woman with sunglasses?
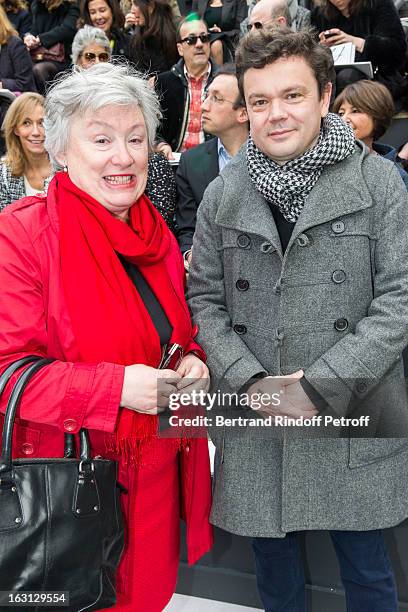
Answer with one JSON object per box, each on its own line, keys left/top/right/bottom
{"left": 79, "top": 0, "right": 130, "bottom": 59}
{"left": 71, "top": 23, "right": 111, "bottom": 67}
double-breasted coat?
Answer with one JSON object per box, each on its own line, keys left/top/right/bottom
{"left": 188, "top": 142, "right": 408, "bottom": 537}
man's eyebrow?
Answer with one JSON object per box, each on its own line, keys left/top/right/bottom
{"left": 248, "top": 85, "right": 307, "bottom": 100}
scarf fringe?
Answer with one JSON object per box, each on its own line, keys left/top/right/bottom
{"left": 104, "top": 416, "right": 192, "bottom": 466}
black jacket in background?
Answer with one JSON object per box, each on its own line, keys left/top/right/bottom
{"left": 7, "top": 9, "right": 32, "bottom": 37}
{"left": 155, "top": 58, "right": 216, "bottom": 151}
{"left": 311, "top": 0, "right": 407, "bottom": 74}
{"left": 192, "top": 0, "right": 247, "bottom": 43}
{"left": 175, "top": 137, "right": 218, "bottom": 253}
{"left": 0, "top": 36, "right": 37, "bottom": 92}
{"left": 30, "top": 0, "right": 79, "bottom": 66}
{"left": 110, "top": 28, "right": 130, "bottom": 60}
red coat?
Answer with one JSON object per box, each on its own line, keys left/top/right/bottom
{"left": 0, "top": 191, "right": 213, "bottom": 610}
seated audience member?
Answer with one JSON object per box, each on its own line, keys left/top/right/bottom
{"left": 241, "top": 0, "right": 309, "bottom": 36}
{"left": 71, "top": 24, "right": 177, "bottom": 228}
{"left": 192, "top": 0, "right": 247, "bottom": 64}
{"left": 0, "top": 6, "right": 37, "bottom": 92}
{"left": 80, "top": 0, "right": 130, "bottom": 58}
{"left": 123, "top": 0, "right": 180, "bottom": 22}
{"left": 155, "top": 13, "right": 216, "bottom": 159}
{"left": 0, "top": 92, "right": 52, "bottom": 209}
{"left": 247, "top": 0, "right": 292, "bottom": 31}
{"left": 125, "top": 0, "right": 178, "bottom": 76}
{"left": 1, "top": 0, "right": 32, "bottom": 37}
{"left": 311, "top": 0, "right": 407, "bottom": 102}
{"left": 176, "top": 63, "right": 248, "bottom": 267}
{"left": 24, "top": 0, "right": 79, "bottom": 94}
{"left": 71, "top": 23, "right": 111, "bottom": 66}
{"left": 333, "top": 79, "right": 408, "bottom": 188}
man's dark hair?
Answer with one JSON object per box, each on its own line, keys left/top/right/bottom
{"left": 332, "top": 79, "right": 394, "bottom": 141}
{"left": 236, "top": 27, "right": 335, "bottom": 101}
{"left": 213, "top": 63, "right": 245, "bottom": 109}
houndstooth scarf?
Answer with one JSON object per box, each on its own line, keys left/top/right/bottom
{"left": 247, "top": 113, "right": 355, "bottom": 222}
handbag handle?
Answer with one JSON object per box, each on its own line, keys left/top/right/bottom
{"left": 0, "top": 357, "right": 91, "bottom": 476}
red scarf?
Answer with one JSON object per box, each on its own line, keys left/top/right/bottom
{"left": 56, "top": 172, "right": 191, "bottom": 457}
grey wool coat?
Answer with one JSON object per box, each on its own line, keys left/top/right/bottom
{"left": 187, "top": 142, "right": 408, "bottom": 537}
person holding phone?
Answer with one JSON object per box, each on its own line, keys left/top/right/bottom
{"left": 311, "top": 0, "right": 407, "bottom": 100}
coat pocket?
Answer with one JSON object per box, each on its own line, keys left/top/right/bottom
{"left": 348, "top": 438, "right": 408, "bottom": 468}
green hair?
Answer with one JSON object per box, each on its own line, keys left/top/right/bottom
{"left": 176, "top": 12, "right": 206, "bottom": 40}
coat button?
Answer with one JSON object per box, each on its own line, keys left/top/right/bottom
{"left": 332, "top": 221, "right": 345, "bottom": 234}
{"left": 334, "top": 318, "right": 348, "bottom": 332}
{"left": 237, "top": 234, "right": 251, "bottom": 249}
{"left": 260, "top": 241, "right": 273, "bottom": 253}
{"left": 63, "top": 418, "right": 77, "bottom": 432}
{"left": 332, "top": 270, "right": 346, "bottom": 284}
{"left": 236, "top": 279, "right": 249, "bottom": 291}
{"left": 296, "top": 233, "right": 311, "bottom": 247}
{"left": 356, "top": 382, "right": 368, "bottom": 394}
{"left": 276, "top": 326, "right": 284, "bottom": 340}
{"left": 21, "top": 442, "right": 34, "bottom": 455}
{"left": 233, "top": 324, "right": 247, "bottom": 335}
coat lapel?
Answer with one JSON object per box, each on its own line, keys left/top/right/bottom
{"left": 216, "top": 157, "right": 284, "bottom": 257}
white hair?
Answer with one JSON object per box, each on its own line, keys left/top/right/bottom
{"left": 44, "top": 62, "right": 161, "bottom": 170}
{"left": 71, "top": 25, "right": 111, "bottom": 65}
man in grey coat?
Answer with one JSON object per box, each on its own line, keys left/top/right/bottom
{"left": 188, "top": 28, "right": 408, "bottom": 612}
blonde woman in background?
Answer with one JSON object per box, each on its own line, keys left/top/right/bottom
{"left": 0, "top": 92, "right": 52, "bottom": 209}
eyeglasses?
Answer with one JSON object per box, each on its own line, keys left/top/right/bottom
{"left": 247, "top": 21, "right": 264, "bottom": 32}
{"left": 179, "top": 33, "right": 211, "bottom": 46}
{"left": 82, "top": 51, "right": 110, "bottom": 63}
{"left": 204, "top": 92, "right": 235, "bottom": 105}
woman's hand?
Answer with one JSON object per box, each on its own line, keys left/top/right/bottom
{"left": 209, "top": 24, "right": 221, "bottom": 32}
{"left": 155, "top": 141, "right": 174, "bottom": 161}
{"left": 124, "top": 11, "right": 137, "bottom": 28}
{"left": 319, "top": 29, "right": 365, "bottom": 53}
{"left": 121, "top": 364, "right": 181, "bottom": 414}
{"left": 24, "top": 34, "right": 41, "bottom": 49}
{"left": 176, "top": 354, "right": 210, "bottom": 394}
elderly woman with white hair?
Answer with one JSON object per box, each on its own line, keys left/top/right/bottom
{"left": 71, "top": 23, "right": 112, "bottom": 68}
{"left": 0, "top": 63, "right": 212, "bottom": 611}
{"left": 70, "top": 26, "right": 178, "bottom": 231}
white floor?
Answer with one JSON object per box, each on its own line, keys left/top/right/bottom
{"left": 165, "top": 594, "right": 260, "bottom": 612}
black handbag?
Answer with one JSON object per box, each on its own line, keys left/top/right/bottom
{"left": 0, "top": 356, "right": 125, "bottom": 611}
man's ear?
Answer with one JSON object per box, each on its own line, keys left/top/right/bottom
{"left": 321, "top": 82, "right": 332, "bottom": 117}
{"left": 177, "top": 41, "right": 184, "bottom": 58}
{"left": 237, "top": 106, "right": 249, "bottom": 125}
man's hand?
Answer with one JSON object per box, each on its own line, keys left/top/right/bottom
{"left": 155, "top": 142, "right": 174, "bottom": 161}
{"left": 319, "top": 29, "right": 365, "bottom": 53}
{"left": 247, "top": 370, "right": 318, "bottom": 418}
